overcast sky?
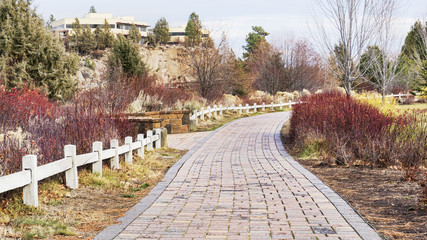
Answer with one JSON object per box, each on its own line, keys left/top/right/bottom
{"left": 34, "top": 0, "right": 427, "bottom": 56}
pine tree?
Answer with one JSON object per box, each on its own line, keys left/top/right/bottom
{"left": 46, "top": 14, "right": 56, "bottom": 29}
{"left": 185, "top": 12, "right": 202, "bottom": 46}
{"left": 401, "top": 21, "right": 427, "bottom": 61}
{"left": 70, "top": 18, "right": 96, "bottom": 55}
{"left": 95, "top": 19, "right": 115, "bottom": 50}
{"left": 89, "top": 6, "right": 96, "bottom": 13}
{"left": 108, "top": 35, "right": 146, "bottom": 77}
{"left": 0, "top": 0, "right": 79, "bottom": 100}
{"left": 153, "top": 17, "right": 170, "bottom": 44}
{"left": 243, "top": 26, "right": 269, "bottom": 59}
{"left": 415, "top": 61, "right": 427, "bottom": 96}
{"left": 128, "top": 24, "right": 141, "bottom": 44}
{"left": 70, "top": 18, "right": 83, "bottom": 53}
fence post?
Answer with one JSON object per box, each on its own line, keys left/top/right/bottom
{"left": 238, "top": 104, "right": 242, "bottom": 114}
{"left": 125, "top": 136, "right": 133, "bottom": 164}
{"left": 22, "top": 155, "right": 38, "bottom": 207}
{"left": 262, "top": 102, "right": 265, "bottom": 111}
{"left": 280, "top": 101, "right": 283, "bottom": 110}
{"left": 245, "top": 104, "right": 249, "bottom": 113}
{"left": 232, "top": 104, "right": 235, "bottom": 113}
{"left": 193, "top": 110, "right": 198, "bottom": 124}
{"left": 207, "top": 106, "right": 212, "bottom": 118}
{"left": 213, "top": 105, "right": 218, "bottom": 117}
{"left": 154, "top": 129, "right": 162, "bottom": 149}
{"left": 271, "top": 102, "right": 274, "bottom": 110}
{"left": 219, "top": 104, "right": 223, "bottom": 116}
{"left": 160, "top": 128, "right": 168, "bottom": 148}
{"left": 289, "top": 100, "right": 292, "bottom": 109}
{"left": 92, "top": 141, "right": 103, "bottom": 176}
{"left": 110, "top": 139, "right": 120, "bottom": 170}
{"left": 146, "top": 130, "right": 154, "bottom": 151}
{"left": 64, "top": 145, "right": 78, "bottom": 189}
{"left": 137, "top": 134, "right": 145, "bottom": 159}
{"left": 201, "top": 107, "right": 205, "bottom": 120}
{"left": 253, "top": 103, "right": 257, "bottom": 113}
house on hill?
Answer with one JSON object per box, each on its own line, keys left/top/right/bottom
{"left": 52, "top": 13, "right": 150, "bottom": 43}
{"left": 168, "top": 26, "right": 210, "bottom": 44}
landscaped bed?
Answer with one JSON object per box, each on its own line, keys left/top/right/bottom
{"left": 281, "top": 94, "right": 427, "bottom": 240}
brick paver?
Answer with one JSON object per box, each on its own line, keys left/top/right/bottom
{"left": 168, "top": 131, "right": 212, "bottom": 150}
{"left": 99, "top": 112, "right": 380, "bottom": 240}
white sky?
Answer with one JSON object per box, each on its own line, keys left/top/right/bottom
{"left": 33, "top": 0, "right": 427, "bottom": 57}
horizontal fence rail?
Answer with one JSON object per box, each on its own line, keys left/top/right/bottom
{"left": 190, "top": 101, "right": 298, "bottom": 121}
{"left": 0, "top": 129, "right": 163, "bottom": 207}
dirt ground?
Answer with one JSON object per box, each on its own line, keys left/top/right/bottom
{"left": 282, "top": 123, "right": 427, "bottom": 240}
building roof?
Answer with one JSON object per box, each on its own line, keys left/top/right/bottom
{"left": 52, "top": 13, "right": 150, "bottom": 28}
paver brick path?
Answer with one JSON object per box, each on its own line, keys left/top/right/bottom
{"left": 98, "top": 112, "right": 381, "bottom": 240}
{"left": 168, "top": 131, "right": 212, "bottom": 150}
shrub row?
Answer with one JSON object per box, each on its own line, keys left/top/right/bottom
{"left": 0, "top": 87, "right": 135, "bottom": 175}
{"left": 290, "top": 92, "right": 426, "bottom": 203}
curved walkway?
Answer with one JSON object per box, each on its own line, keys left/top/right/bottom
{"left": 96, "top": 112, "right": 380, "bottom": 240}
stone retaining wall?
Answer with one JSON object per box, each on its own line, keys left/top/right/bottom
{"left": 128, "top": 110, "right": 191, "bottom": 134}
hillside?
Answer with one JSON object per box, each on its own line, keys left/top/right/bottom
{"left": 76, "top": 46, "right": 189, "bottom": 89}
{"left": 141, "top": 46, "right": 189, "bottom": 84}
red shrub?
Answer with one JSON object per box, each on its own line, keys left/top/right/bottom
{"left": 144, "top": 83, "right": 194, "bottom": 108}
{"left": 290, "top": 92, "right": 427, "bottom": 202}
{"left": 0, "top": 86, "right": 135, "bottom": 175}
{"left": 0, "top": 87, "right": 58, "bottom": 131}
{"left": 391, "top": 110, "right": 427, "bottom": 181}
{"left": 290, "top": 92, "right": 394, "bottom": 166}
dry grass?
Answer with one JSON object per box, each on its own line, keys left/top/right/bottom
{"left": 396, "top": 103, "right": 427, "bottom": 112}
{"left": 0, "top": 148, "right": 186, "bottom": 239}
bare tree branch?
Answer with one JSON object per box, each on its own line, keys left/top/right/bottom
{"left": 313, "top": 0, "right": 396, "bottom": 96}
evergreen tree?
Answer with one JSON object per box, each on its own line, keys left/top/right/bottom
{"left": 45, "top": 14, "right": 55, "bottom": 29}
{"left": 414, "top": 60, "right": 427, "bottom": 96}
{"left": 360, "top": 46, "right": 386, "bottom": 86}
{"left": 401, "top": 21, "right": 427, "bottom": 61}
{"left": 0, "top": 0, "right": 79, "bottom": 100}
{"left": 94, "top": 19, "right": 115, "bottom": 50}
{"left": 146, "top": 33, "right": 157, "bottom": 48}
{"left": 81, "top": 26, "right": 96, "bottom": 54}
{"left": 399, "top": 20, "right": 427, "bottom": 90}
{"left": 128, "top": 24, "right": 142, "bottom": 44}
{"left": 70, "top": 18, "right": 96, "bottom": 55}
{"left": 185, "top": 12, "right": 202, "bottom": 46}
{"left": 89, "top": 6, "right": 96, "bottom": 13}
{"left": 70, "top": 18, "right": 83, "bottom": 52}
{"left": 243, "top": 26, "right": 269, "bottom": 59}
{"left": 153, "top": 17, "right": 170, "bottom": 44}
{"left": 108, "top": 35, "right": 146, "bottom": 77}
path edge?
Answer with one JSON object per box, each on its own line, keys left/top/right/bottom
{"left": 94, "top": 125, "right": 230, "bottom": 240}
{"left": 274, "top": 116, "right": 383, "bottom": 240}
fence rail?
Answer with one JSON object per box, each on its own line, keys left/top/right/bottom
{"left": 190, "top": 101, "right": 298, "bottom": 121}
{"left": 0, "top": 129, "right": 163, "bottom": 207}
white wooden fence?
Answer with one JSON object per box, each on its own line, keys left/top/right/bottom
{"left": 190, "top": 101, "right": 298, "bottom": 122}
{"left": 0, "top": 129, "right": 163, "bottom": 207}
{"left": 386, "top": 93, "right": 414, "bottom": 100}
